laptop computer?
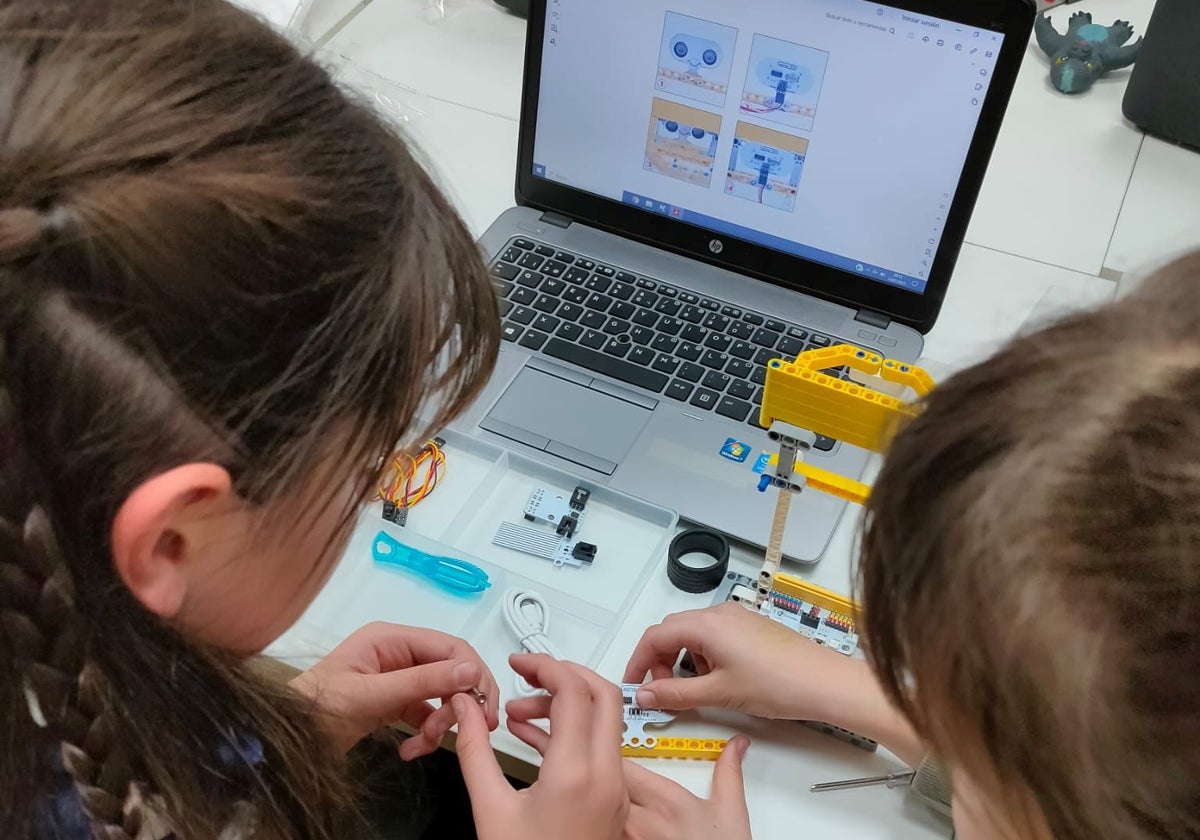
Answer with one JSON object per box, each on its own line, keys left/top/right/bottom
{"left": 451, "top": 0, "right": 1035, "bottom": 562}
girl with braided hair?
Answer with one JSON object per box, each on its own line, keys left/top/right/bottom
{"left": 0, "top": 2, "right": 630, "bottom": 838}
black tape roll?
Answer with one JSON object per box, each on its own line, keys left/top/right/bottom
{"left": 667, "top": 528, "right": 730, "bottom": 594}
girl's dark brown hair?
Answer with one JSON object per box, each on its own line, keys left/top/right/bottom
{"left": 860, "top": 252, "right": 1200, "bottom": 840}
{"left": 0, "top": 1, "right": 498, "bottom": 836}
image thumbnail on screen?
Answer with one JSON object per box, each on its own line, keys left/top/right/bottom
{"left": 740, "top": 34, "right": 829, "bottom": 132}
{"left": 644, "top": 98, "right": 722, "bottom": 188}
{"left": 655, "top": 12, "right": 738, "bottom": 108}
{"left": 725, "top": 121, "right": 809, "bottom": 212}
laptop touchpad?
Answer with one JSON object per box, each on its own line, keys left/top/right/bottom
{"left": 481, "top": 367, "right": 651, "bottom": 475}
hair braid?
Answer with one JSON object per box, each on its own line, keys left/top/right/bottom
{"left": 0, "top": 275, "right": 145, "bottom": 838}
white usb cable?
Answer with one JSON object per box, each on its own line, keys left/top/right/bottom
{"left": 502, "top": 588, "right": 563, "bottom": 696}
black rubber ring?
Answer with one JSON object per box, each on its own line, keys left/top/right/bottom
{"left": 667, "top": 528, "right": 730, "bottom": 594}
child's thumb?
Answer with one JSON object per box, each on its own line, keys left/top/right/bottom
{"left": 712, "top": 735, "right": 751, "bottom": 812}
{"left": 451, "top": 694, "right": 507, "bottom": 808}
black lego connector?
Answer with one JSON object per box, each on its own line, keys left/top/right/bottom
{"left": 571, "top": 542, "right": 597, "bottom": 564}
{"left": 569, "top": 486, "right": 590, "bottom": 512}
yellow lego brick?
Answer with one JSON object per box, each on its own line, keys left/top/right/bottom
{"left": 765, "top": 455, "right": 871, "bottom": 505}
{"left": 621, "top": 737, "right": 728, "bottom": 761}
{"left": 771, "top": 572, "right": 858, "bottom": 619}
{"left": 759, "top": 345, "right": 928, "bottom": 453}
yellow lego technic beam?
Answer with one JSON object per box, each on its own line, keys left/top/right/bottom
{"left": 758, "top": 345, "right": 932, "bottom": 454}
{"left": 764, "top": 455, "right": 871, "bottom": 505}
{"left": 621, "top": 737, "right": 728, "bottom": 761}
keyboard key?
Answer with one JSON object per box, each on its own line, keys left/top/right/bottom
{"left": 580, "top": 311, "right": 607, "bottom": 329}
{"left": 594, "top": 264, "right": 616, "bottom": 277}
{"left": 703, "top": 370, "right": 730, "bottom": 391}
{"left": 541, "top": 339, "right": 669, "bottom": 394}
{"left": 558, "top": 302, "right": 584, "bottom": 321}
{"left": 788, "top": 326, "right": 809, "bottom": 340}
{"left": 564, "top": 266, "right": 590, "bottom": 284}
{"left": 630, "top": 326, "right": 654, "bottom": 345}
{"left": 533, "top": 314, "right": 560, "bottom": 333}
{"left": 727, "top": 321, "right": 755, "bottom": 340}
{"left": 765, "top": 319, "right": 786, "bottom": 332}
{"left": 652, "top": 354, "right": 680, "bottom": 374}
{"left": 636, "top": 278, "right": 657, "bottom": 290}
{"left": 632, "top": 308, "right": 659, "bottom": 328}
{"left": 610, "top": 282, "right": 635, "bottom": 301}
{"left": 603, "top": 318, "right": 630, "bottom": 335}
{"left": 690, "top": 389, "right": 719, "bottom": 411}
{"left": 815, "top": 435, "right": 837, "bottom": 452}
{"left": 679, "top": 292, "right": 699, "bottom": 304}
{"left": 534, "top": 244, "right": 555, "bottom": 257}
{"left": 517, "top": 270, "right": 542, "bottom": 289}
{"left": 666, "top": 380, "right": 694, "bottom": 401}
{"left": 557, "top": 322, "right": 583, "bottom": 341}
{"left": 704, "top": 333, "right": 732, "bottom": 352}
{"left": 680, "top": 305, "right": 705, "bottom": 324}
{"left": 513, "top": 238, "right": 534, "bottom": 250}
{"left": 580, "top": 329, "right": 607, "bottom": 349}
{"left": 658, "top": 317, "right": 683, "bottom": 336}
{"left": 753, "top": 387, "right": 764, "bottom": 406}
{"left": 676, "top": 342, "right": 703, "bottom": 362}
{"left": 610, "top": 302, "right": 636, "bottom": 320}
{"left": 492, "top": 262, "right": 520, "bottom": 280}
{"left": 699, "top": 299, "right": 720, "bottom": 311}
{"left": 632, "top": 290, "right": 659, "bottom": 308}
{"left": 585, "top": 275, "right": 613, "bottom": 293}
{"left": 654, "top": 299, "right": 682, "bottom": 316}
{"left": 499, "top": 299, "right": 513, "bottom": 318}
{"left": 703, "top": 313, "right": 730, "bottom": 332}
{"left": 555, "top": 251, "right": 576, "bottom": 264}
{"left": 519, "top": 329, "right": 549, "bottom": 351}
{"left": 575, "top": 258, "right": 596, "bottom": 271}
{"left": 603, "top": 337, "right": 631, "bottom": 358}
{"left": 750, "top": 366, "right": 767, "bottom": 386}
{"left": 564, "top": 286, "right": 589, "bottom": 304}
{"left": 721, "top": 305, "right": 742, "bottom": 318}
{"left": 501, "top": 322, "right": 523, "bottom": 342}
{"left": 752, "top": 328, "right": 778, "bottom": 348}
{"left": 778, "top": 336, "right": 804, "bottom": 357}
{"left": 511, "top": 306, "right": 536, "bottom": 325}
{"left": 511, "top": 287, "right": 536, "bottom": 306}
{"left": 616, "top": 271, "right": 638, "bottom": 284}
{"left": 541, "top": 278, "right": 566, "bottom": 297}
{"left": 533, "top": 295, "right": 558, "bottom": 313}
{"left": 629, "top": 346, "right": 655, "bottom": 366}
{"left": 726, "top": 359, "right": 753, "bottom": 380}
{"left": 700, "top": 350, "right": 729, "bottom": 370}
{"left": 681, "top": 324, "right": 706, "bottom": 343}
{"left": 729, "top": 340, "right": 755, "bottom": 360}
{"left": 499, "top": 247, "right": 522, "bottom": 263}
{"left": 743, "top": 312, "right": 764, "bottom": 326}
{"left": 728, "top": 380, "right": 756, "bottom": 400}
{"left": 651, "top": 334, "right": 679, "bottom": 353}
{"left": 678, "top": 362, "right": 705, "bottom": 382}
{"left": 494, "top": 280, "right": 514, "bottom": 297}
{"left": 716, "top": 396, "right": 752, "bottom": 422}
{"left": 659, "top": 286, "right": 678, "bottom": 298}
{"left": 542, "top": 260, "right": 567, "bottom": 279}
{"left": 754, "top": 348, "right": 776, "bottom": 366}
{"left": 810, "top": 333, "right": 833, "bottom": 347}
{"left": 585, "top": 293, "right": 613, "bottom": 311}
{"left": 518, "top": 252, "right": 545, "bottom": 270}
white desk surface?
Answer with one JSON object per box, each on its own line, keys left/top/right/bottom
{"left": 276, "top": 0, "right": 1198, "bottom": 835}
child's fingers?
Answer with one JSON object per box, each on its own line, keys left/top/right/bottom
{"left": 505, "top": 694, "right": 552, "bottom": 723}
{"left": 451, "top": 694, "right": 512, "bottom": 811}
{"left": 365, "top": 659, "right": 481, "bottom": 720}
{"left": 711, "top": 736, "right": 751, "bottom": 814}
{"left": 507, "top": 718, "right": 551, "bottom": 755}
{"left": 621, "top": 758, "right": 689, "bottom": 807}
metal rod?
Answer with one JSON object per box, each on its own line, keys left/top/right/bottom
{"left": 810, "top": 770, "right": 914, "bottom": 793}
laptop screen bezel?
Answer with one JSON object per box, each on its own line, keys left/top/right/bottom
{"left": 514, "top": 0, "right": 1035, "bottom": 334}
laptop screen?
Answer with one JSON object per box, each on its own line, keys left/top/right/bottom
{"left": 531, "top": 0, "right": 1005, "bottom": 295}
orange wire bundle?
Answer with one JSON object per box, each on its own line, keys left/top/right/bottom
{"left": 377, "top": 440, "right": 446, "bottom": 510}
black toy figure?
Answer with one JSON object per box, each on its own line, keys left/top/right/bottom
{"left": 1035, "top": 12, "right": 1143, "bottom": 95}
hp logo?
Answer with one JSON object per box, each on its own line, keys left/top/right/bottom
{"left": 709, "top": 239, "right": 724, "bottom": 255}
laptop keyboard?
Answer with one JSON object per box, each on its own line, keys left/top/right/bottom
{"left": 490, "top": 237, "right": 851, "bottom": 451}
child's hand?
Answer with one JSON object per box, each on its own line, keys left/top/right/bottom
{"left": 291, "top": 622, "right": 499, "bottom": 757}
{"left": 454, "top": 654, "right": 629, "bottom": 840}
{"left": 622, "top": 737, "right": 753, "bottom": 840}
{"left": 623, "top": 602, "right": 853, "bottom": 721}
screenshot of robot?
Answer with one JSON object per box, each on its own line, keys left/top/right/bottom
{"left": 740, "top": 34, "right": 829, "bottom": 132}
{"left": 644, "top": 98, "right": 721, "bottom": 188}
{"left": 655, "top": 11, "right": 738, "bottom": 108}
{"left": 724, "top": 121, "right": 808, "bottom": 212}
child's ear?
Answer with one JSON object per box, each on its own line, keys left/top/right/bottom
{"left": 110, "top": 464, "right": 234, "bottom": 619}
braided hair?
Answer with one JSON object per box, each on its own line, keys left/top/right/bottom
{"left": 0, "top": 2, "right": 498, "bottom": 837}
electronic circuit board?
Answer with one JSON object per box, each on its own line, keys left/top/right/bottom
{"left": 492, "top": 486, "right": 597, "bottom": 567}
{"left": 713, "top": 572, "right": 860, "bottom": 656}
{"left": 620, "top": 683, "right": 725, "bottom": 760}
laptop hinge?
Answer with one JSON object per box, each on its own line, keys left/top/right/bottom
{"left": 539, "top": 211, "right": 573, "bottom": 229}
{"left": 854, "top": 308, "right": 891, "bottom": 330}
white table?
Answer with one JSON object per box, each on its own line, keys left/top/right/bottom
{"left": 274, "top": 0, "right": 1198, "bottom": 836}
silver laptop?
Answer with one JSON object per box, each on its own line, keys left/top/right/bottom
{"left": 452, "top": 0, "right": 1035, "bottom": 562}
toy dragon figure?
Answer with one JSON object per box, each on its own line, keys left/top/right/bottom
{"left": 1035, "top": 12, "right": 1143, "bottom": 95}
